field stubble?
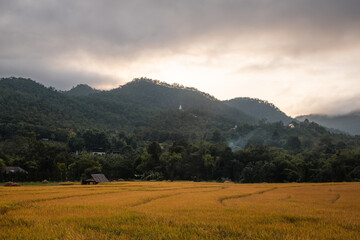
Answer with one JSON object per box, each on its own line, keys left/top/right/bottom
{"left": 0, "top": 182, "right": 359, "bottom": 239}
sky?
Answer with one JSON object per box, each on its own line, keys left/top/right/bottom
{"left": 1, "top": 0, "right": 360, "bottom": 117}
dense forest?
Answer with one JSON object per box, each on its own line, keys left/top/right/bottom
{"left": 1, "top": 77, "right": 359, "bottom": 183}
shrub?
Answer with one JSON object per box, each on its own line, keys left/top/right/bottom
{"left": 4, "top": 182, "right": 20, "bottom": 187}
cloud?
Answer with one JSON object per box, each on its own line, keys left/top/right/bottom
{"left": 0, "top": 0, "right": 360, "bottom": 114}
{"left": 294, "top": 94, "right": 360, "bottom": 116}
{"left": 0, "top": 58, "right": 119, "bottom": 90}
{"left": 2, "top": 0, "right": 360, "bottom": 57}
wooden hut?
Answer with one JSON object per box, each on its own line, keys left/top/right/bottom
{"left": 4, "top": 166, "right": 28, "bottom": 174}
{"left": 84, "top": 174, "right": 109, "bottom": 184}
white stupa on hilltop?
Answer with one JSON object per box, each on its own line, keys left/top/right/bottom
{"left": 179, "top": 105, "right": 182, "bottom": 110}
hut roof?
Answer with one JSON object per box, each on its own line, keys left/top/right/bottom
{"left": 4, "top": 166, "right": 28, "bottom": 174}
{"left": 91, "top": 174, "right": 109, "bottom": 183}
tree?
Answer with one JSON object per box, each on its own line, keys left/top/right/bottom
{"left": 83, "top": 130, "right": 109, "bottom": 152}
{"left": 285, "top": 136, "right": 301, "bottom": 151}
{"left": 162, "top": 152, "right": 182, "bottom": 181}
{"left": 143, "top": 142, "right": 162, "bottom": 171}
{"left": 203, "top": 154, "right": 216, "bottom": 180}
{"left": 57, "top": 162, "right": 67, "bottom": 181}
{"left": 68, "top": 136, "right": 85, "bottom": 152}
{"left": 68, "top": 153, "right": 102, "bottom": 180}
{"left": 0, "top": 158, "right": 5, "bottom": 170}
{"left": 147, "top": 142, "right": 162, "bottom": 159}
{"left": 211, "top": 130, "right": 222, "bottom": 142}
{"left": 0, "top": 158, "right": 5, "bottom": 182}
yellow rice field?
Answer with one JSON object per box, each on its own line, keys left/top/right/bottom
{"left": 0, "top": 181, "right": 359, "bottom": 239}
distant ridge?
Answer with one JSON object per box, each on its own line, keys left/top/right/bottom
{"left": 224, "top": 97, "right": 293, "bottom": 124}
{"left": 296, "top": 112, "right": 360, "bottom": 135}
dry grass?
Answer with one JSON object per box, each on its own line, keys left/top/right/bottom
{"left": 0, "top": 181, "right": 359, "bottom": 239}
{"left": 59, "top": 182, "right": 77, "bottom": 186}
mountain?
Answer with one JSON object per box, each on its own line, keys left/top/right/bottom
{"left": 64, "top": 84, "right": 100, "bottom": 96}
{"left": 296, "top": 112, "right": 360, "bottom": 135}
{"left": 224, "top": 97, "right": 293, "bottom": 124}
{"left": 0, "top": 77, "right": 255, "bottom": 141}
{"left": 3, "top": 76, "right": 358, "bottom": 148}
{"left": 99, "top": 78, "right": 255, "bottom": 123}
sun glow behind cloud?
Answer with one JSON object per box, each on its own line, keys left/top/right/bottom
{"left": 1, "top": 0, "right": 360, "bottom": 117}
{"left": 52, "top": 35, "right": 360, "bottom": 117}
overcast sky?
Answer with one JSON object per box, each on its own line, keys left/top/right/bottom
{"left": 1, "top": 0, "right": 360, "bottom": 117}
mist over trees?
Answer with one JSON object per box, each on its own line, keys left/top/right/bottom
{"left": 297, "top": 113, "right": 360, "bottom": 135}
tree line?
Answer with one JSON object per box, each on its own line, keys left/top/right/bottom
{"left": 1, "top": 131, "right": 359, "bottom": 183}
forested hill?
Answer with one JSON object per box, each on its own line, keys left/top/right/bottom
{"left": 0, "top": 77, "right": 254, "bottom": 141}
{"left": 224, "top": 97, "right": 293, "bottom": 124}
{"left": 297, "top": 112, "right": 360, "bottom": 135}
{"left": 64, "top": 84, "right": 100, "bottom": 96}
{"left": 93, "top": 78, "right": 254, "bottom": 123}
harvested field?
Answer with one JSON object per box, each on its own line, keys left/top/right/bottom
{"left": 0, "top": 182, "right": 359, "bottom": 239}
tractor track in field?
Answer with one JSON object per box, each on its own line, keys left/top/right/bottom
{"left": 128, "top": 186, "right": 226, "bottom": 207}
{"left": 1, "top": 185, "right": 226, "bottom": 214}
{"left": 186, "top": 186, "right": 228, "bottom": 194}
{"left": 129, "top": 192, "right": 181, "bottom": 207}
{"left": 330, "top": 193, "right": 341, "bottom": 203}
{"left": 22, "top": 190, "right": 122, "bottom": 204}
{"left": 0, "top": 190, "right": 127, "bottom": 215}
{"left": 218, "top": 187, "right": 278, "bottom": 206}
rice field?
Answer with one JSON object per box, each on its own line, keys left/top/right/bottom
{"left": 0, "top": 181, "right": 359, "bottom": 240}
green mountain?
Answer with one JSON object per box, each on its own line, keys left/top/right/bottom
{"left": 1, "top": 77, "right": 358, "bottom": 147}
{"left": 0, "top": 77, "right": 255, "bottom": 141}
{"left": 297, "top": 112, "right": 360, "bottom": 135}
{"left": 64, "top": 84, "right": 100, "bottom": 96}
{"left": 95, "top": 78, "right": 254, "bottom": 123}
{"left": 224, "top": 97, "right": 293, "bottom": 124}
{"left": 0, "top": 77, "right": 83, "bottom": 136}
